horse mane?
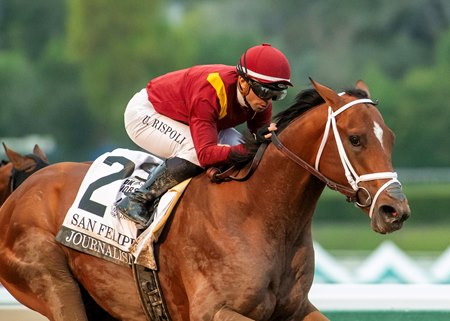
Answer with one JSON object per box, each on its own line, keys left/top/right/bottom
{"left": 275, "top": 87, "right": 369, "bottom": 132}
{"left": 228, "top": 87, "right": 369, "bottom": 165}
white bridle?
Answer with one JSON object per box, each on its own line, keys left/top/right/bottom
{"left": 314, "top": 94, "right": 401, "bottom": 218}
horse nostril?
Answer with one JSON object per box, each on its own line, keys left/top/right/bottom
{"left": 381, "top": 205, "right": 397, "bottom": 218}
{"left": 381, "top": 205, "right": 409, "bottom": 223}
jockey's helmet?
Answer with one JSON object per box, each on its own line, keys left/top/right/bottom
{"left": 236, "top": 43, "right": 293, "bottom": 88}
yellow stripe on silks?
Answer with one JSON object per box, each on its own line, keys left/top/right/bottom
{"left": 207, "top": 72, "right": 227, "bottom": 119}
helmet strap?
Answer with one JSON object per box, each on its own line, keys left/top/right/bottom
{"left": 243, "top": 95, "right": 252, "bottom": 111}
{"left": 238, "top": 77, "right": 250, "bottom": 95}
{"left": 237, "top": 77, "right": 252, "bottom": 110}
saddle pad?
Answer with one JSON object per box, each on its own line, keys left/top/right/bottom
{"left": 55, "top": 148, "right": 187, "bottom": 268}
{"left": 130, "top": 178, "right": 191, "bottom": 270}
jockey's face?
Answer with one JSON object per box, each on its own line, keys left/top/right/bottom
{"left": 237, "top": 76, "right": 271, "bottom": 113}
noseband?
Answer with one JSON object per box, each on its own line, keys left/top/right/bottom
{"left": 271, "top": 95, "right": 401, "bottom": 218}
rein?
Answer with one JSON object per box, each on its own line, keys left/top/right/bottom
{"left": 272, "top": 96, "right": 401, "bottom": 218}
{"left": 270, "top": 133, "right": 356, "bottom": 199}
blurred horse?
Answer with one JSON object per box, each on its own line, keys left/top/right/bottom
{"left": 0, "top": 80, "right": 410, "bottom": 321}
{"left": 0, "top": 144, "right": 49, "bottom": 205}
{"left": 0, "top": 144, "right": 116, "bottom": 319}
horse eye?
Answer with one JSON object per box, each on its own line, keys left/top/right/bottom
{"left": 349, "top": 135, "right": 361, "bottom": 146}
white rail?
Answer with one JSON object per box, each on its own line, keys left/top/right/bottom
{"left": 310, "top": 284, "right": 450, "bottom": 311}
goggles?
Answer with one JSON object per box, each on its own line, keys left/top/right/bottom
{"left": 247, "top": 79, "right": 288, "bottom": 101}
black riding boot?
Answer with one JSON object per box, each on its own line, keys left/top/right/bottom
{"left": 116, "top": 157, "right": 202, "bottom": 228}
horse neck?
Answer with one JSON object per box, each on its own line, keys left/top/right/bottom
{"left": 244, "top": 114, "right": 328, "bottom": 241}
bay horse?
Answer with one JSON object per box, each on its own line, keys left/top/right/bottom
{"left": 0, "top": 143, "right": 49, "bottom": 205}
{"left": 0, "top": 80, "right": 410, "bottom": 321}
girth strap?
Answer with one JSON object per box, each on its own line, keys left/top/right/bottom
{"left": 132, "top": 262, "right": 172, "bottom": 321}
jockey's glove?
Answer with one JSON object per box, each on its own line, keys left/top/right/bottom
{"left": 254, "top": 125, "right": 274, "bottom": 144}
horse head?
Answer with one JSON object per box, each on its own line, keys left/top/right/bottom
{"left": 0, "top": 143, "right": 49, "bottom": 204}
{"left": 273, "top": 79, "right": 410, "bottom": 234}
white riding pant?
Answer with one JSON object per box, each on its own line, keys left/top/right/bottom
{"left": 124, "top": 89, "right": 243, "bottom": 167}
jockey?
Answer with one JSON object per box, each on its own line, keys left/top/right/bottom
{"left": 116, "top": 43, "right": 293, "bottom": 227}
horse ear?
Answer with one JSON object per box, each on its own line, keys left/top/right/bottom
{"left": 355, "top": 80, "right": 371, "bottom": 99}
{"left": 2, "top": 143, "right": 15, "bottom": 160}
{"left": 3, "top": 143, "right": 33, "bottom": 170}
{"left": 33, "top": 144, "right": 48, "bottom": 163}
{"left": 309, "top": 78, "right": 342, "bottom": 109}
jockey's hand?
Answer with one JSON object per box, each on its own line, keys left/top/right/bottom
{"left": 254, "top": 123, "right": 277, "bottom": 143}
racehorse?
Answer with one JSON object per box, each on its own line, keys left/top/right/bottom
{"left": 0, "top": 80, "right": 410, "bottom": 321}
{"left": 0, "top": 144, "right": 49, "bottom": 205}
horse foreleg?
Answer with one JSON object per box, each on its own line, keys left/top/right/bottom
{"left": 0, "top": 231, "right": 88, "bottom": 321}
{"left": 212, "top": 307, "right": 255, "bottom": 321}
{"left": 2, "top": 257, "right": 88, "bottom": 321}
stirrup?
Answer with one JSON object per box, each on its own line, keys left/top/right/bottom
{"left": 116, "top": 198, "right": 149, "bottom": 226}
{"left": 116, "top": 196, "right": 160, "bottom": 229}
{"left": 143, "top": 198, "right": 160, "bottom": 226}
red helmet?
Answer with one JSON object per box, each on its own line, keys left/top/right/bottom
{"left": 237, "top": 43, "right": 293, "bottom": 87}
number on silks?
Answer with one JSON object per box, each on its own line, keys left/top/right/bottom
{"left": 79, "top": 156, "right": 135, "bottom": 217}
